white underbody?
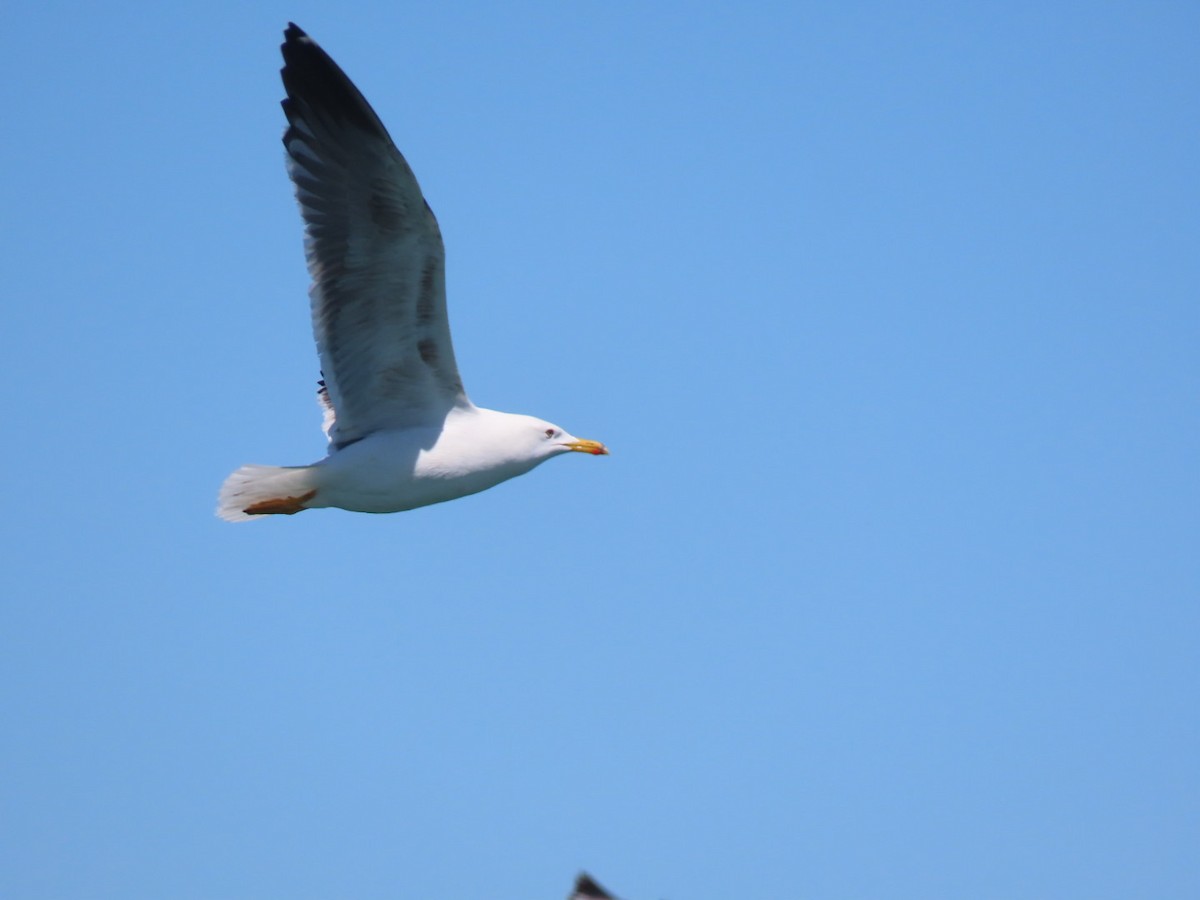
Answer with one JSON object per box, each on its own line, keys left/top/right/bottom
{"left": 310, "top": 408, "right": 547, "bottom": 513}
{"left": 217, "top": 406, "right": 579, "bottom": 521}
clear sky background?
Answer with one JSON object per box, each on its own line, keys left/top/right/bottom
{"left": 3, "top": 2, "right": 1197, "bottom": 898}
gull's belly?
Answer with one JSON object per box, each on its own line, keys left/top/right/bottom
{"left": 310, "top": 428, "right": 534, "bottom": 513}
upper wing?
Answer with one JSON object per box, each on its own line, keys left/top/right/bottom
{"left": 280, "top": 24, "right": 468, "bottom": 449}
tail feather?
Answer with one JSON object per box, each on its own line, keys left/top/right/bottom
{"left": 217, "top": 464, "right": 319, "bottom": 522}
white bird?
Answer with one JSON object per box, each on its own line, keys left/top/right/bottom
{"left": 218, "top": 24, "right": 607, "bottom": 522}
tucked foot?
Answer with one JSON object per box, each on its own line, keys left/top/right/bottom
{"left": 242, "top": 489, "right": 317, "bottom": 516}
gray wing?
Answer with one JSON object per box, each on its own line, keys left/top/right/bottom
{"left": 280, "top": 24, "right": 468, "bottom": 450}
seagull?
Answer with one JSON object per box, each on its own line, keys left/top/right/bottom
{"left": 218, "top": 24, "right": 607, "bottom": 521}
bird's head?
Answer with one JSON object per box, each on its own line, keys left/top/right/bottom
{"left": 528, "top": 417, "right": 610, "bottom": 461}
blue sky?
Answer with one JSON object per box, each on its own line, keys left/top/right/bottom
{"left": 3, "top": 1, "right": 1197, "bottom": 897}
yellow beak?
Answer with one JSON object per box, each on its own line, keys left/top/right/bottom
{"left": 563, "top": 439, "right": 610, "bottom": 456}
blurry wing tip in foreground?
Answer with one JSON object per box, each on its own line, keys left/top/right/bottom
{"left": 572, "top": 873, "right": 616, "bottom": 900}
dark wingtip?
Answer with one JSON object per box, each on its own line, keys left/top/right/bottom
{"left": 278, "top": 22, "right": 392, "bottom": 144}
{"left": 282, "top": 23, "right": 309, "bottom": 54}
{"left": 574, "top": 873, "right": 614, "bottom": 899}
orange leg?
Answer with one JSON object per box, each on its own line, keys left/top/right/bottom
{"left": 243, "top": 489, "right": 317, "bottom": 516}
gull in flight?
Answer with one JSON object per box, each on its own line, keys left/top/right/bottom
{"left": 218, "top": 24, "right": 607, "bottom": 521}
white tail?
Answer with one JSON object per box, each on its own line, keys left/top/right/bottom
{"left": 216, "top": 464, "right": 320, "bottom": 522}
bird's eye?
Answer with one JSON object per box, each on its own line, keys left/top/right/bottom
{"left": 545, "top": 428, "right": 556, "bottom": 438}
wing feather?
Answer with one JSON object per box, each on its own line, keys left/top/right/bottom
{"left": 280, "top": 24, "right": 468, "bottom": 449}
